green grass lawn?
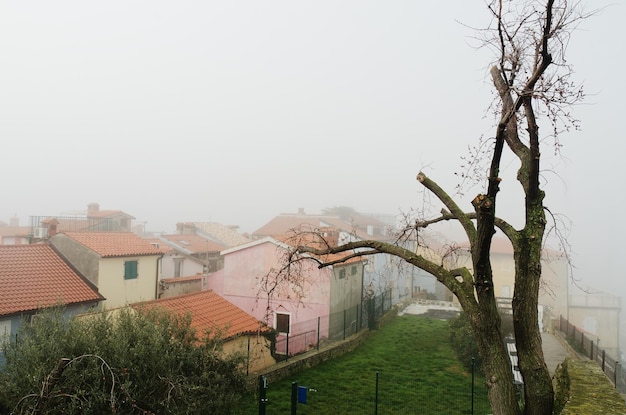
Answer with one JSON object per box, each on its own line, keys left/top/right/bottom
{"left": 234, "top": 315, "right": 492, "bottom": 415}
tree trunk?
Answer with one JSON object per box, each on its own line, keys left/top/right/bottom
{"left": 470, "top": 307, "right": 522, "bottom": 415}
{"left": 513, "top": 205, "right": 554, "bottom": 415}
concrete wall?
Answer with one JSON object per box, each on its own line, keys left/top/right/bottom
{"left": 556, "top": 358, "right": 626, "bottom": 414}
{"left": 50, "top": 234, "right": 100, "bottom": 286}
{"left": 158, "top": 278, "right": 203, "bottom": 299}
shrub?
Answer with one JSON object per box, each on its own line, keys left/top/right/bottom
{"left": 448, "top": 312, "right": 482, "bottom": 374}
{"left": 0, "top": 307, "right": 246, "bottom": 415}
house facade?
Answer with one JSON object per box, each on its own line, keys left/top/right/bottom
{"left": 158, "top": 233, "right": 227, "bottom": 278}
{"left": 206, "top": 236, "right": 365, "bottom": 355}
{"left": 50, "top": 232, "right": 163, "bottom": 309}
{"left": 252, "top": 209, "right": 411, "bottom": 305}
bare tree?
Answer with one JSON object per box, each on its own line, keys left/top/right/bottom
{"left": 284, "top": 2, "right": 589, "bottom": 414}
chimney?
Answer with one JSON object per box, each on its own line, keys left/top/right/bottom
{"left": 9, "top": 215, "right": 19, "bottom": 227}
{"left": 298, "top": 208, "right": 305, "bottom": 215}
{"left": 87, "top": 203, "right": 100, "bottom": 217}
{"left": 47, "top": 218, "right": 59, "bottom": 237}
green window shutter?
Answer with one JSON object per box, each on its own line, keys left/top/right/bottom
{"left": 124, "top": 260, "right": 138, "bottom": 280}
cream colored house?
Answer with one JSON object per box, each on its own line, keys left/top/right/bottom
{"left": 50, "top": 232, "right": 163, "bottom": 309}
{"left": 432, "top": 236, "right": 620, "bottom": 353}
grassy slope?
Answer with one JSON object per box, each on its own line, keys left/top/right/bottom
{"left": 235, "top": 315, "right": 491, "bottom": 415}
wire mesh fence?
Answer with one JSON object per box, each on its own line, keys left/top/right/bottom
{"left": 275, "top": 289, "right": 393, "bottom": 360}
{"left": 257, "top": 364, "right": 492, "bottom": 415}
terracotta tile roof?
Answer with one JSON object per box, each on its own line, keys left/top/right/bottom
{"left": 0, "top": 244, "right": 103, "bottom": 316}
{"left": 252, "top": 213, "right": 389, "bottom": 241}
{"left": 160, "top": 234, "right": 227, "bottom": 254}
{"left": 87, "top": 210, "right": 134, "bottom": 219}
{"left": 61, "top": 232, "right": 165, "bottom": 257}
{"left": 161, "top": 275, "right": 204, "bottom": 283}
{"left": 135, "top": 290, "right": 270, "bottom": 339}
{"left": 141, "top": 237, "right": 174, "bottom": 253}
{"left": 191, "top": 222, "right": 251, "bottom": 247}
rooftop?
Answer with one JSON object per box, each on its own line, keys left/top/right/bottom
{"left": 134, "top": 290, "right": 270, "bottom": 339}
{"left": 0, "top": 244, "right": 103, "bottom": 316}
{"left": 59, "top": 232, "right": 165, "bottom": 257}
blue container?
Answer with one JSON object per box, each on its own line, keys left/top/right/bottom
{"left": 297, "top": 385, "right": 307, "bottom": 404}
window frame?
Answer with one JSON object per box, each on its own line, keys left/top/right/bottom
{"left": 124, "top": 260, "right": 138, "bottom": 280}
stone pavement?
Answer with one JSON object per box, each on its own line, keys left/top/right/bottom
{"left": 541, "top": 331, "right": 571, "bottom": 375}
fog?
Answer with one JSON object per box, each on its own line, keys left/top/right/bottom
{"left": 1, "top": 1, "right": 624, "bottom": 299}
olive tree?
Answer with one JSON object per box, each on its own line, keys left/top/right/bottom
{"left": 0, "top": 307, "right": 246, "bottom": 415}
{"left": 280, "top": 1, "right": 589, "bottom": 414}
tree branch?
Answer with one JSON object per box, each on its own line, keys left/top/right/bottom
{"left": 416, "top": 172, "right": 476, "bottom": 242}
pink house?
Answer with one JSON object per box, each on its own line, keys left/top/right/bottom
{"left": 206, "top": 236, "right": 366, "bottom": 356}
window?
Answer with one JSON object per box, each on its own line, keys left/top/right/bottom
{"left": 339, "top": 269, "right": 346, "bottom": 279}
{"left": 275, "top": 313, "right": 290, "bottom": 334}
{"left": 351, "top": 265, "right": 357, "bottom": 275}
{"left": 173, "top": 258, "right": 183, "bottom": 278}
{"left": 124, "top": 260, "right": 138, "bottom": 280}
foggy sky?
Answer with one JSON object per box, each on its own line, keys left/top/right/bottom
{"left": 1, "top": 1, "right": 624, "bottom": 297}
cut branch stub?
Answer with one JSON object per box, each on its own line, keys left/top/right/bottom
{"left": 472, "top": 194, "right": 494, "bottom": 210}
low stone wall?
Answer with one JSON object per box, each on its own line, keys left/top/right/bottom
{"left": 556, "top": 358, "right": 626, "bottom": 414}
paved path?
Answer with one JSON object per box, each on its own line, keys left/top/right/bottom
{"left": 541, "top": 331, "right": 571, "bottom": 375}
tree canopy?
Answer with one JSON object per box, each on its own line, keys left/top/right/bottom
{"left": 0, "top": 307, "right": 247, "bottom": 415}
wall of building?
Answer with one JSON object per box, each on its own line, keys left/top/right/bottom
{"left": 160, "top": 252, "right": 204, "bottom": 279}
{"left": 50, "top": 234, "right": 100, "bottom": 286}
{"left": 207, "top": 240, "right": 332, "bottom": 355}
{"left": 98, "top": 256, "right": 159, "bottom": 309}
{"left": 568, "top": 294, "right": 621, "bottom": 357}
{"left": 158, "top": 278, "right": 203, "bottom": 299}
{"left": 222, "top": 334, "right": 276, "bottom": 374}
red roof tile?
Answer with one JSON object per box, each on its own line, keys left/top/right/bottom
{"left": 160, "top": 234, "right": 227, "bottom": 254}
{"left": 62, "top": 232, "right": 165, "bottom": 257}
{"left": 135, "top": 291, "right": 270, "bottom": 339}
{"left": 161, "top": 275, "right": 204, "bottom": 283}
{"left": 0, "top": 244, "right": 103, "bottom": 316}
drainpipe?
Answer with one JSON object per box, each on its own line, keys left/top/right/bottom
{"left": 155, "top": 254, "right": 163, "bottom": 300}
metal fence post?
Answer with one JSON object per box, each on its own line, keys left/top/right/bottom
{"left": 615, "top": 362, "right": 620, "bottom": 388}
{"left": 580, "top": 330, "right": 584, "bottom": 350}
{"left": 590, "top": 340, "right": 594, "bottom": 361}
{"left": 291, "top": 382, "right": 298, "bottom": 415}
{"left": 602, "top": 350, "right": 606, "bottom": 372}
{"left": 286, "top": 332, "right": 289, "bottom": 362}
{"left": 258, "top": 375, "right": 268, "bottom": 415}
{"left": 375, "top": 371, "right": 379, "bottom": 415}
{"left": 317, "top": 317, "right": 321, "bottom": 351}
{"left": 343, "top": 309, "right": 347, "bottom": 341}
{"left": 247, "top": 336, "right": 251, "bottom": 376}
{"left": 471, "top": 357, "right": 475, "bottom": 415}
